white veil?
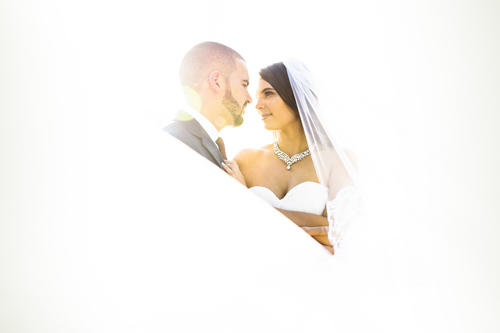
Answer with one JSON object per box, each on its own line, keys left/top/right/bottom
{"left": 283, "top": 58, "right": 362, "bottom": 252}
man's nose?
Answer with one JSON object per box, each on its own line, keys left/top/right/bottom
{"left": 246, "top": 90, "right": 253, "bottom": 104}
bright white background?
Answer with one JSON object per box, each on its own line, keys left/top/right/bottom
{"left": 1, "top": 0, "right": 500, "bottom": 330}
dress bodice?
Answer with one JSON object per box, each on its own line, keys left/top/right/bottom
{"left": 249, "top": 181, "right": 329, "bottom": 215}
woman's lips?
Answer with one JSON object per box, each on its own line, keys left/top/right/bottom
{"left": 260, "top": 114, "right": 272, "bottom": 120}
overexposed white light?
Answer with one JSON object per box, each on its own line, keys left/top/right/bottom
{"left": 1, "top": 0, "right": 500, "bottom": 331}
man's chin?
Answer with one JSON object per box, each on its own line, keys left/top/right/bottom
{"left": 233, "top": 116, "right": 244, "bottom": 127}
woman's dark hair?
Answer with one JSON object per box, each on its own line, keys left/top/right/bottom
{"left": 258, "top": 62, "right": 299, "bottom": 118}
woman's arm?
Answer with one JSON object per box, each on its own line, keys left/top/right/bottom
{"left": 275, "top": 208, "right": 332, "bottom": 247}
{"left": 275, "top": 208, "right": 327, "bottom": 227}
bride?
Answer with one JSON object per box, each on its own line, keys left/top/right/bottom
{"left": 222, "top": 58, "right": 360, "bottom": 255}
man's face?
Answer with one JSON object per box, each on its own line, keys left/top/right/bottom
{"left": 222, "top": 59, "right": 252, "bottom": 127}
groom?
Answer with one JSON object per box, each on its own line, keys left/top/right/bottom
{"left": 164, "top": 42, "right": 252, "bottom": 169}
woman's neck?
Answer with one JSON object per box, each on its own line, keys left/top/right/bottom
{"left": 275, "top": 121, "right": 308, "bottom": 156}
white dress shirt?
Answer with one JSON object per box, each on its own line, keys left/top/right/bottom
{"left": 181, "top": 105, "right": 219, "bottom": 143}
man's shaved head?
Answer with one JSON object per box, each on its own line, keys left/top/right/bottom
{"left": 179, "top": 41, "right": 245, "bottom": 92}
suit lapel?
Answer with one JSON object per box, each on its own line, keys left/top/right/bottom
{"left": 174, "top": 110, "right": 224, "bottom": 167}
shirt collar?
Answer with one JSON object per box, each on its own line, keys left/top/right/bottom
{"left": 181, "top": 105, "right": 219, "bottom": 142}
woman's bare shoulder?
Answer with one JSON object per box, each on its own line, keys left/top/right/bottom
{"left": 234, "top": 144, "right": 273, "bottom": 165}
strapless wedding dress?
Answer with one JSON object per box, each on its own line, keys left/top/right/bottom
{"left": 250, "top": 182, "right": 359, "bottom": 253}
{"left": 249, "top": 181, "right": 329, "bottom": 215}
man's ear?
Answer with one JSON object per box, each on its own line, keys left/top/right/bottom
{"left": 208, "top": 70, "right": 224, "bottom": 94}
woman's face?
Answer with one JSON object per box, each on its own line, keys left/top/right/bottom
{"left": 255, "top": 79, "right": 298, "bottom": 131}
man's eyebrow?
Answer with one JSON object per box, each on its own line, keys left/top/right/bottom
{"left": 242, "top": 79, "right": 249, "bottom": 85}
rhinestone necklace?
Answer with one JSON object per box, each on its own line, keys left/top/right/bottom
{"left": 273, "top": 142, "right": 310, "bottom": 170}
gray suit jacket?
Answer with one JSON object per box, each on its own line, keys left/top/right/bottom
{"left": 163, "top": 110, "right": 224, "bottom": 169}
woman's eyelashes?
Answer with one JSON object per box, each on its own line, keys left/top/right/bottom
{"left": 256, "top": 89, "right": 275, "bottom": 100}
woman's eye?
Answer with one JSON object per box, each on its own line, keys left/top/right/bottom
{"left": 265, "top": 91, "right": 273, "bottom": 97}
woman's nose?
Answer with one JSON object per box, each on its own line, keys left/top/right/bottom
{"left": 255, "top": 99, "right": 264, "bottom": 110}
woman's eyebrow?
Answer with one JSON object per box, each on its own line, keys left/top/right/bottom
{"left": 260, "top": 87, "right": 274, "bottom": 93}
{"left": 256, "top": 87, "right": 275, "bottom": 98}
